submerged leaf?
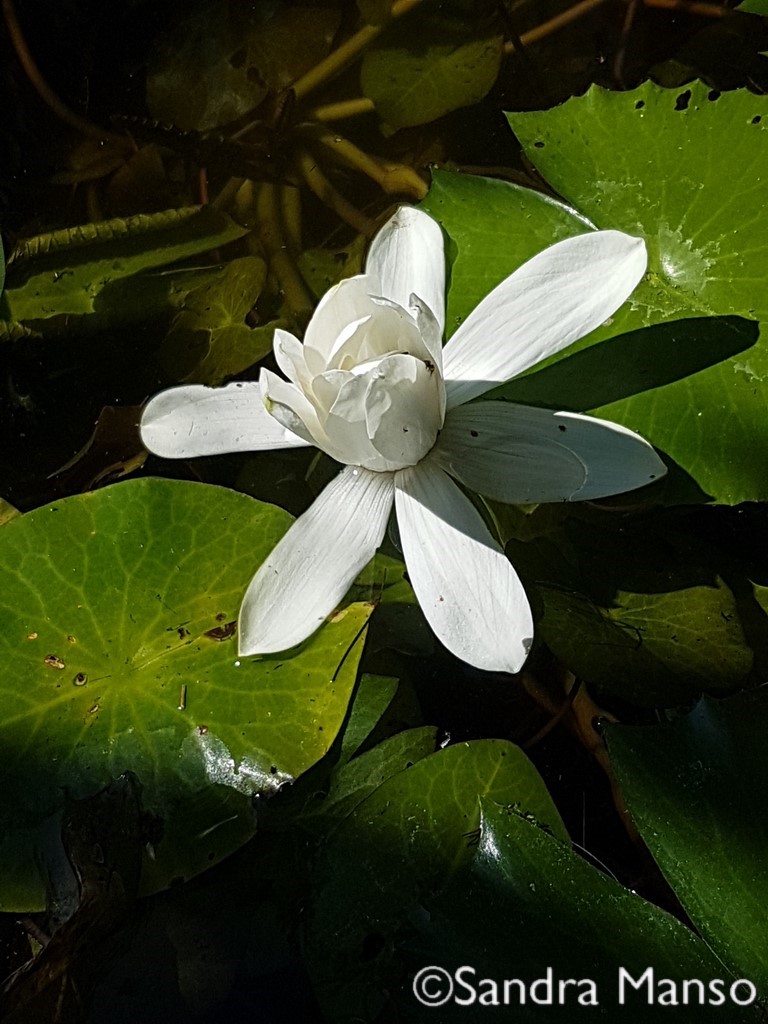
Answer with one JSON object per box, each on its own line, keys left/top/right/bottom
{"left": 2, "top": 207, "right": 248, "bottom": 321}
{"left": 147, "top": 5, "right": 339, "bottom": 131}
{"left": 160, "top": 255, "right": 275, "bottom": 385}
{"left": 361, "top": 14, "right": 503, "bottom": 129}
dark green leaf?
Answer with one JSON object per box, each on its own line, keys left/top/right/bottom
{"left": 361, "top": 16, "right": 503, "bottom": 129}
{"left": 606, "top": 691, "right": 768, "bottom": 994}
{"left": 415, "top": 802, "right": 761, "bottom": 1022}
{"left": 504, "top": 516, "right": 752, "bottom": 705}
{"left": 160, "top": 256, "right": 277, "bottom": 385}
{"left": 339, "top": 673, "right": 400, "bottom": 763}
{"left": 305, "top": 740, "right": 566, "bottom": 1019}
{"left": 2, "top": 208, "right": 248, "bottom": 321}
{"left": 147, "top": 6, "right": 340, "bottom": 131}
{"left": 314, "top": 726, "right": 437, "bottom": 824}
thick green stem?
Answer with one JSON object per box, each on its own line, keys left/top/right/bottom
{"left": 295, "top": 149, "right": 377, "bottom": 237}
{"left": 300, "top": 126, "right": 427, "bottom": 200}
{"left": 308, "top": 98, "right": 376, "bottom": 122}
{"left": 256, "top": 182, "right": 315, "bottom": 319}
{"left": 291, "top": 0, "right": 425, "bottom": 102}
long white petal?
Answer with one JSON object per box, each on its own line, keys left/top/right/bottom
{"left": 140, "top": 383, "right": 310, "bottom": 458}
{"left": 395, "top": 461, "right": 533, "bottom": 672}
{"left": 365, "top": 207, "right": 446, "bottom": 337}
{"left": 432, "top": 403, "right": 586, "bottom": 503}
{"left": 238, "top": 466, "right": 394, "bottom": 654}
{"left": 433, "top": 402, "right": 666, "bottom": 502}
{"left": 443, "top": 230, "right": 647, "bottom": 409}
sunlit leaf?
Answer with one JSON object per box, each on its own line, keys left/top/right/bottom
{"left": 421, "top": 163, "right": 764, "bottom": 505}
{"left": 0, "top": 479, "right": 370, "bottom": 909}
{"left": 606, "top": 691, "right": 768, "bottom": 995}
{"left": 504, "top": 82, "right": 768, "bottom": 504}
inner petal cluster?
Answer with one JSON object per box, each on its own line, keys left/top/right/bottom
{"left": 263, "top": 277, "right": 445, "bottom": 472}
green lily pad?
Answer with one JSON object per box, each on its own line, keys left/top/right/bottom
{"left": 504, "top": 82, "right": 768, "bottom": 504}
{"left": 417, "top": 802, "right": 761, "bottom": 1023}
{"left": 503, "top": 515, "right": 753, "bottom": 705}
{"left": 0, "top": 478, "right": 371, "bottom": 910}
{"left": 305, "top": 739, "right": 566, "bottom": 1019}
{"left": 361, "top": 14, "right": 503, "bottom": 129}
{"left": 606, "top": 691, "right": 768, "bottom": 996}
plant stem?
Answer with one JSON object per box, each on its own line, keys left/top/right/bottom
{"left": 2, "top": 0, "right": 124, "bottom": 143}
{"left": 280, "top": 185, "right": 303, "bottom": 252}
{"left": 504, "top": 0, "right": 610, "bottom": 52}
{"left": 301, "top": 126, "right": 427, "bottom": 200}
{"left": 308, "top": 98, "right": 376, "bottom": 122}
{"left": 295, "top": 149, "right": 377, "bottom": 237}
{"left": 291, "top": 0, "right": 425, "bottom": 102}
{"left": 255, "top": 182, "right": 315, "bottom": 318}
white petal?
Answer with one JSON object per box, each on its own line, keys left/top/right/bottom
{"left": 410, "top": 293, "right": 444, "bottom": 374}
{"left": 395, "top": 461, "right": 533, "bottom": 672}
{"left": 140, "top": 383, "right": 310, "bottom": 458}
{"left": 432, "top": 403, "right": 586, "bottom": 503}
{"left": 364, "top": 354, "right": 442, "bottom": 465}
{"left": 365, "top": 206, "right": 446, "bottom": 336}
{"left": 329, "top": 299, "right": 431, "bottom": 369}
{"left": 433, "top": 402, "right": 666, "bottom": 502}
{"left": 442, "top": 230, "right": 647, "bottom": 409}
{"left": 303, "top": 275, "right": 378, "bottom": 361}
{"left": 238, "top": 466, "right": 394, "bottom": 654}
{"left": 260, "top": 368, "right": 325, "bottom": 450}
{"left": 530, "top": 409, "right": 667, "bottom": 499}
{"left": 273, "top": 328, "right": 312, "bottom": 387}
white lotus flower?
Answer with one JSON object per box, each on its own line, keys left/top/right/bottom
{"left": 141, "top": 207, "right": 665, "bottom": 672}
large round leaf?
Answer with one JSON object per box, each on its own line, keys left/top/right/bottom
{"left": 504, "top": 82, "right": 768, "bottom": 504}
{"left": 0, "top": 478, "right": 371, "bottom": 909}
